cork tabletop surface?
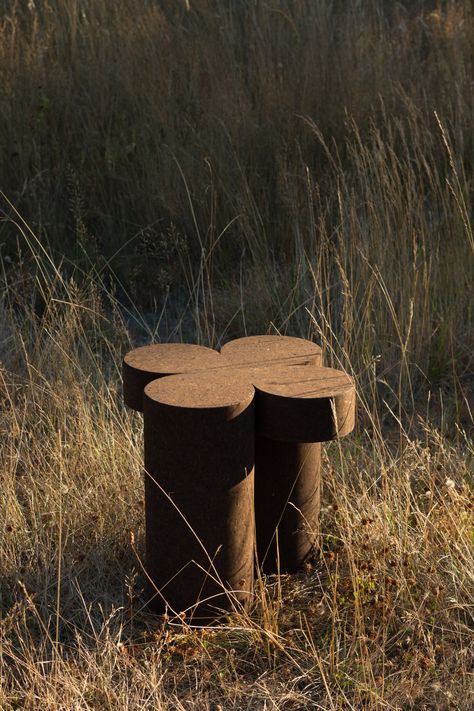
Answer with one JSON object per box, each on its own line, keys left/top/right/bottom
{"left": 124, "top": 343, "right": 222, "bottom": 374}
{"left": 144, "top": 371, "right": 255, "bottom": 410}
{"left": 252, "top": 365, "right": 353, "bottom": 399}
{"left": 220, "top": 335, "right": 322, "bottom": 366}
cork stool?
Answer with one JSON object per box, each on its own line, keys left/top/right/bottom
{"left": 143, "top": 371, "right": 255, "bottom": 622}
{"left": 123, "top": 336, "right": 355, "bottom": 622}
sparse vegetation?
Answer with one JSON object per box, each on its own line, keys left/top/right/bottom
{"left": 0, "top": 1, "right": 473, "bottom": 709}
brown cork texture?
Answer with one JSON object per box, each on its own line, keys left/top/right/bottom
{"left": 220, "top": 336, "right": 325, "bottom": 574}
{"left": 123, "top": 336, "right": 356, "bottom": 588}
{"left": 142, "top": 372, "right": 255, "bottom": 623}
{"left": 220, "top": 334, "right": 322, "bottom": 368}
{"left": 251, "top": 363, "right": 354, "bottom": 572}
{"left": 252, "top": 364, "right": 356, "bottom": 443}
{"left": 255, "top": 437, "right": 321, "bottom": 573}
{"left": 123, "top": 343, "right": 223, "bottom": 411}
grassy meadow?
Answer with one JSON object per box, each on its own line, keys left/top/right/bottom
{"left": 0, "top": 1, "right": 473, "bottom": 708}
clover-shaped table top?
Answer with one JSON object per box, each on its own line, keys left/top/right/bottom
{"left": 123, "top": 336, "right": 355, "bottom": 443}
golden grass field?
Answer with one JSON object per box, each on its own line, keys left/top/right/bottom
{"left": 0, "top": 1, "right": 473, "bottom": 709}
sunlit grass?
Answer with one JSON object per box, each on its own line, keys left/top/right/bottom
{"left": 1, "top": 208, "right": 472, "bottom": 708}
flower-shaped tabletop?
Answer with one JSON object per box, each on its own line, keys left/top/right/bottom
{"left": 123, "top": 335, "right": 355, "bottom": 442}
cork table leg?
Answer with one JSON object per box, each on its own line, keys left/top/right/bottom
{"left": 143, "top": 371, "right": 255, "bottom": 623}
{"left": 252, "top": 364, "right": 355, "bottom": 574}
{"left": 219, "top": 336, "right": 324, "bottom": 574}
{"left": 254, "top": 438, "right": 320, "bottom": 573}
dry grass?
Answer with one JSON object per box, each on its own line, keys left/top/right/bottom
{"left": 1, "top": 1, "right": 474, "bottom": 709}
{"left": 0, "top": 216, "right": 472, "bottom": 709}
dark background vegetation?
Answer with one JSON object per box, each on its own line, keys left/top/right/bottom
{"left": 0, "top": 3, "right": 471, "bottom": 287}
{"left": 1, "top": 1, "right": 473, "bottom": 398}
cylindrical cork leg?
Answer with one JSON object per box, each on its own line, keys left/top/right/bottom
{"left": 219, "top": 336, "right": 326, "bottom": 575}
{"left": 251, "top": 364, "right": 355, "bottom": 575}
{"left": 255, "top": 437, "right": 321, "bottom": 574}
{"left": 143, "top": 372, "right": 255, "bottom": 624}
